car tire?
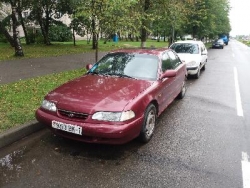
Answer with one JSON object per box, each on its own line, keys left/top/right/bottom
{"left": 138, "top": 104, "right": 157, "bottom": 143}
{"left": 177, "top": 79, "right": 187, "bottom": 99}
{"left": 201, "top": 64, "right": 206, "bottom": 71}
{"left": 194, "top": 66, "right": 200, "bottom": 79}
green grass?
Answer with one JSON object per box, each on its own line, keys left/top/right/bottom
{"left": 0, "top": 68, "right": 86, "bottom": 133}
{"left": 241, "top": 40, "right": 250, "bottom": 47}
{"left": 0, "top": 39, "right": 169, "bottom": 61}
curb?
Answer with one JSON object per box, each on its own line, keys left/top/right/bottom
{"left": 0, "top": 120, "right": 44, "bottom": 149}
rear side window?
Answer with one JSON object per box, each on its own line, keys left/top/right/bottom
{"left": 200, "top": 43, "right": 206, "bottom": 53}
{"left": 161, "top": 51, "right": 181, "bottom": 71}
{"left": 168, "top": 51, "right": 182, "bottom": 69}
{"left": 161, "top": 53, "right": 172, "bottom": 71}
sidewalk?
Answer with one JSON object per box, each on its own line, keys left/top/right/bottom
{"left": 0, "top": 52, "right": 107, "bottom": 148}
{"left": 0, "top": 52, "right": 107, "bottom": 84}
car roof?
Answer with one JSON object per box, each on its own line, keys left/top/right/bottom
{"left": 110, "top": 48, "right": 171, "bottom": 56}
{"left": 172, "top": 40, "right": 204, "bottom": 45}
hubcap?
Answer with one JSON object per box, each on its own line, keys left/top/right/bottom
{"left": 182, "top": 81, "right": 186, "bottom": 95}
{"left": 145, "top": 110, "right": 156, "bottom": 137}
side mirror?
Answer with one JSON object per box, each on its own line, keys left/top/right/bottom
{"left": 86, "top": 64, "right": 93, "bottom": 70}
{"left": 161, "top": 70, "right": 177, "bottom": 79}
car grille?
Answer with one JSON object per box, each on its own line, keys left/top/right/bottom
{"left": 58, "top": 109, "right": 88, "bottom": 120}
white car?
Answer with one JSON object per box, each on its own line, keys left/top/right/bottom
{"left": 170, "top": 40, "right": 208, "bottom": 79}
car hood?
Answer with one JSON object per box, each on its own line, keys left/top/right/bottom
{"left": 46, "top": 74, "right": 153, "bottom": 114}
{"left": 177, "top": 53, "right": 201, "bottom": 64}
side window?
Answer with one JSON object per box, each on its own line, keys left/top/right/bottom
{"left": 161, "top": 53, "right": 172, "bottom": 71}
{"left": 201, "top": 44, "right": 206, "bottom": 53}
{"left": 168, "top": 51, "right": 181, "bottom": 69}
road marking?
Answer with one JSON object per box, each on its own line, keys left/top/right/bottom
{"left": 242, "top": 152, "right": 250, "bottom": 188}
{"left": 234, "top": 67, "right": 244, "bottom": 117}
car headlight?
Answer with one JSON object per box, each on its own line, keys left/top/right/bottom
{"left": 92, "top": 110, "right": 135, "bottom": 122}
{"left": 186, "top": 61, "right": 197, "bottom": 67}
{"left": 41, "top": 100, "right": 57, "bottom": 112}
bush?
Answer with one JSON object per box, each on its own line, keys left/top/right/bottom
{"left": 0, "top": 33, "right": 8, "bottom": 43}
{"left": 35, "top": 32, "right": 44, "bottom": 44}
{"left": 26, "top": 29, "right": 36, "bottom": 44}
{"left": 49, "top": 25, "right": 72, "bottom": 42}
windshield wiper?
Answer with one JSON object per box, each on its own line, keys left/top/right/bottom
{"left": 117, "top": 74, "right": 134, "bottom": 79}
{"left": 104, "top": 73, "right": 134, "bottom": 79}
{"left": 88, "top": 71, "right": 99, "bottom": 75}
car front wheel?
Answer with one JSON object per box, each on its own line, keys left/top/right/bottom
{"left": 177, "top": 79, "right": 187, "bottom": 99}
{"left": 138, "top": 104, "right": 157, "bottom": 143}
{"left": 194, "top": 66, "right": 201, "bottom": 79}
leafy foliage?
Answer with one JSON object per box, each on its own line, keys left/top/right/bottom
{"left": 1, "top": 0, "right": 231, "bottom": 50}
{"left": 49, "top": 24, "right": 72, "bottom": 42}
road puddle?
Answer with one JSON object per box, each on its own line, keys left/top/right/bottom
{"left": 0, "top": 146, "right": 26, "bottom": 185}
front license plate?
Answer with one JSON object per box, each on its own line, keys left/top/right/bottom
{"left": 52, "top": 120, "right": 82, "bottom": 135}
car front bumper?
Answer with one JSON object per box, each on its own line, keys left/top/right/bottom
{"left": 186, "top": 66, "right": 199, "bottom": 75}
{"left": 36, "top": 108, "right": 143, "bottom": 145}
{"left": 212, "top": 44, "right": 223, "bottom": 48}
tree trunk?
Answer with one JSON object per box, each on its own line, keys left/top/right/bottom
{"left": 36, "top": 9, "right": 47, "bottom": 44}
{"left": 141, "top": 0, "right": 150, "bottom": 48}
{"left": 92, "top": 18, "right": 97, "bottom": 49}
{"left": 192, "top": 26, "right": 198, "bottom": 39}
{"left": 43, "top": 8, "right": 51, "bottom": 45}
{"left": 73, "top": 28, "right": 76, "bottom": 46}
{"left": 0, "top": 21, "right": 15, "bottom": 47}
{"left": 17, "top": 0, "right": 29, "bottom": 45}
{"left": 11, "top": 3, "right": 24, "bottom": 57}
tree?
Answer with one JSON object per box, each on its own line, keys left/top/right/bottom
{"left": 140, "top": 0, "right": 150, "bottom": 47}
{"left": 0, "top": 20, "right": 15, "bottom": 45}
{"left": 77, "top": 0, "right": 136, "bottom": 61}
{"left": 182, "top": 0, "right": 231, "bottom": 39}
{"left": 11, "top": 0, "right": 24, "bottom": 56}
{"left": 28, "top": 0, "right": 57, "bottom": 45}
{"left": 70, "top": 16, "right": 91, "bottom": 46}
{"left": 0, "top": 0, "right": 24, "bottom": 56}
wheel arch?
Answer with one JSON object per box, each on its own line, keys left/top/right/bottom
{"left": 149, "top": 99, "right": 159, "bottom": 116}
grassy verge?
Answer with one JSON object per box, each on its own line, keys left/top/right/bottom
{"left": 0, "top": 40, "right": 169, "bottom": 61}
{"left": 241, "top": 40, "right": 250, "bottom": 47}
{"left": 0, "top": 68, "right": 86, "bottom": 133}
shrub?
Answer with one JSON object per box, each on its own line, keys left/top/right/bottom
{"left": 49, "top": 25, "right": 72, "bottom": 42}
{"left": 0, "top": 33, "right": 8, "bottom": 43}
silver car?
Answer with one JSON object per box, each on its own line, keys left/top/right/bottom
{"left": 170, "top": 40, "right": 208, "bottom": 79}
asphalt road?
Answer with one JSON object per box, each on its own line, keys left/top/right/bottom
{"left": 0, "top": 40, "right": 250, "bottom": 188}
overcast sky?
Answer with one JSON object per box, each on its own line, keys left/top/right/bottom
{"left": 230, "top": 0, "right": 250, "bottom": 36}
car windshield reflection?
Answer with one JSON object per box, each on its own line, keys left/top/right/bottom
{"left": 88, "top": 52, "right": 159, "bottom": 81}
{"left": 170, "top": 43, "right": 199, "bottom": 54}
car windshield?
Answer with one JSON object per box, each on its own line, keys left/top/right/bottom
{"left": 170, "top": 43, "right": 199, "bottom": 54}
{"left": 215, "top": 39, "right": 223, "bottom": 43}
{"left": 88, "top": 52, "right": 159, "bottom": 81}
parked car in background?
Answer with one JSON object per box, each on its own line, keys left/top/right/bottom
{"left": 36, "top": 48, "right": 187, "bottom": 145}
{"left": 212, "top": 39, "right": 224, "bottom": 49}
{"left": 219, "top": 34, "right": 229, "bottom": 45}
{"left": 170, "top": 40, "right": 208, "bottom": 79}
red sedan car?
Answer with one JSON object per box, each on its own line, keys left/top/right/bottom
{"left": 36, "top": 48, "right": 187, "bottom": 144}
